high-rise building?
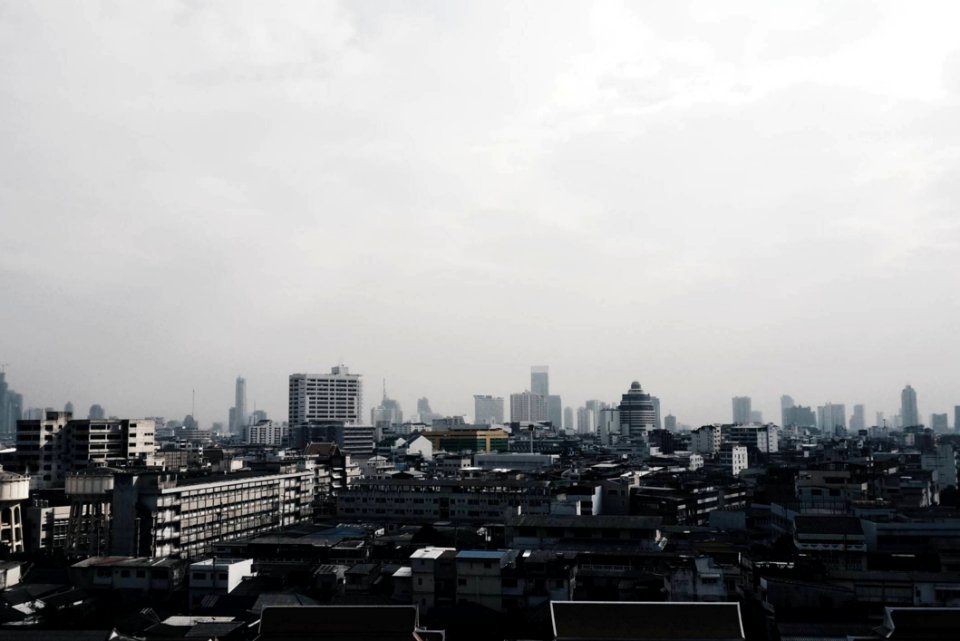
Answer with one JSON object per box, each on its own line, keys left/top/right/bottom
{"left": 531, "top": 366, "right": 549, "bottom": 397}
{"left": 584, "top": 400, "right": 604, "bottom": 431}
{"left": 577, "top": 407, "right": 594, "bottom": 434}
{"left": 651, "top": 397, "right": 662, "bottom": 429}
{"left": 289, "top": 366, "right": 363, "bottom": 425}
{"left": 0, "top": 372, "right": 24, "bottom": 440}
{"left": 231, "top": 376, "right": 248, "bottom": 435}
{"left": 547, "top": 395, "right": 562, "bottom": 428}
{"left": 416, "top": 398, "right": 440, "bottom": 424}
{"left": 563, "top": 406, "right": 574, "bottom": 430}
{"left": 88, "top": 404, "right": 106, "bottom": 420}
{"left": 876, "top": 411, "right": 886, "bottom": 428}
{"left": 749, "top": 410, "right": 764, "bottom": 424}
{"left": 817, "top": 403, "right": 847, "bottom": 434}
{"left": 618, "top": 382, "right": 657, "bottom": 438}
{"left": 473, "top": 395, "right": 504, "bottom": 425}
{"left": 64, "top": 401, "right": 74, "bottom": 415}
{"left": 783, "top": 405, "right": 816, "bottom": 427}
{"left": 901, "top": 385, "right": 920, "bottom": 427}
{"left": 664, "top": 414, "right": 677, "bottom": 431}
{"left": 732, "top": 397, "right": 752, "bottom": 425}
{"left": 850, "top": 404, "right": 866, "bottom": 432}
{"left": 370, "top": 382, "right": 403, "bottom": 430}
{"left": 955, "top": 406, "right": 960, "bottom": 432}
{"left": 510, "top": 391, "right": 548, "bottom": 423}
{"left": 931, "top": 413, "right": 949, "bottom": 433}
{"left": 780, "top": 395, "right": 795, "bottom": 427}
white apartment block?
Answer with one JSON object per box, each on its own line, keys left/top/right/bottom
{"left": 289, "top": 366, "right": 362, "bottom": 424}
{"left": 246, "top": 421, "right": 289, "bottom": 447}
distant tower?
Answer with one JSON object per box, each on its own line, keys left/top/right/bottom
{"left": 901, "top": 385, "right": 920, "bottom": 427}
{"left": 88, "top": 404, "right": 106, "bottom": 420}
{"left": 531, "top": 366, "right": 549, "bottom": 397}
{"left": 234, "top": 377, "right": 248, "bottom": 434}
{"left": 618, "top": 382, "right": 657, "bottom": 438}
{"left": 850, "top": 404, "right": 866, "bottom": 431}
{"left": 780, "top": 395, "right": 795, "bottom": 426}
{"left": 64, "top": 401, "right": 75, "bottom": 416}
{"left": 732, "top": 397, "right": 752, "bottom": 425}
{"left": 0, "top": 465, "right": 28, "bottom": 553}
{"left": 563, "top": 406, "right": 574, "bottom": 430}
{"left": 664, "top": 414, "right": 677, "bottom": 431}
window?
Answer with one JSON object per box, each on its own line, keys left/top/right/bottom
{"left": 193, "top": 572, "right": 206, "bottom": 581}
{"left": 218, "top": 573, "right": 228, "bottom": 580}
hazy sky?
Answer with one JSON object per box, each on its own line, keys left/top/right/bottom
{"left": 2, "top": 1, "right": 960, "bottom": 428}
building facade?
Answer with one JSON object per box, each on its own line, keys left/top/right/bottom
{"left": 473, "top": 395, "right": 504, "bottom": 425}
{"left": 289, "top": 366, "right": 362, "bottom": 425}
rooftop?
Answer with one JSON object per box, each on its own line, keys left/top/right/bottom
{"left": 551, "top": 601, "right": 744, "bottom": 641}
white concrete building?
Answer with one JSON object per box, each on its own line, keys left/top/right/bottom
{"left": 246, "top": 421, "right": 289, "bottom": 447}
{"left": 289, "top": 366, "right": 362, "bottom": 425}
{"left": 188, "top": 558, "right": 254, "bottom": 608}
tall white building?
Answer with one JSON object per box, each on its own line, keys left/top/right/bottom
{"left": 531, "top": 366, "right": 549, "bottom": 397}
{"left": 246, "top": 421, "right": 289, "bottom": 446}
{"left": 511, "top": 391, "right": 547, "bottom": 423}
{"left": 289, "top": 366, "right": 362, "bottom": 425}
{"left": 732, "top": 397, "right": 752, "bottom": 425}
{"left": 473, "top": 395, "right": 504, "bottom": 425}
{"left": 817, "top": 403, "right": 847, "bottom": 434}
{"left": 901, "top": 385, "right": 920, "bottom": 427}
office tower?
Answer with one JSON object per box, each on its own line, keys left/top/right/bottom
{"left": 531, "top": 366, "right": 549, "bottom": 397}
{"left": 88, "top": 404, "right": 106, "bottom": 420}
{"left": 230, "top": 376, "right": 248, "bottom": 435}
{"left": 0, "top": 372, "right": 24, "bottom": 440}
{"left": 563, "top": 406, "right": 574, "bottom": 430}
{"left": 931, "top": 413, "right": 949, "bottom": 432}
{"left": 547, "top": 395, "right": 562, "bottom": 428}
{"left": 576, "top": 407, "right": 593, "bottom": 434}
{"left": 473, "top": 395, "right": 504, "bottom": 425}
{"left": 251, "top": 409, "right": 268, "bottom": 423}
{"left": 64, "top": 401, "right": 74, "bottom": 415}
{"left": 597, "top": 408, "right": 620, "bottom": 444}
{"left": 732, "top": 397, "right": 752, "bottom": 425}
{"left": 876, "top": 411, "right": 886, "bottom": 428}
{"left": 584, "top": 400, "right": 604, "bottom": 431}
{"left": 289, "top": 365, "right": 363, "bottom": 425}
{"left": 783, "top": 405, "right": 816, "bottom": 427}
{"left": 901, "top": 385, "right": 920, "bottom": 427}
{"left": 817, "top": 403, "right": 847, "bottom": 433}
{"left": 618, "top": 382, "right": 657, "bottom": 438}
{"left": 370, "top": 388, "right": 403, "bottom": 429}
{"left": 664, "top": 414, "right": 677, "bottom": 431}
{"left": 955, "top": 406, "right": 960, "bottom": 432}
{"left": 416, "top": 398, "right": 440, "bottom": 423}
{"left": 510, "top": 391, "right": 548, "bottom": 422}
{"left": 850, "top": 404, "right": 866, "bottom": 431}
{"left": 651, "top": 397, "right": 662, "bottom": 429}
{"left": 750, "top": 410, "right": 763, "bottom": 424}
{"left": 246, "top": 420, "right": 289, "bottom": 446}
{"left": 780, "top": 395, "right": 794, "bottom": 426}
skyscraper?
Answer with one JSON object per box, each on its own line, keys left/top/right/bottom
{"left": 664, "top": 414, "right": 677, "bottom": 431}
{"left": 547, "top": 395, "right": 563, "bottom": 428}
{"left": 563, "top": 406, "right": 574, "bottom": 430}
{"left": 232, "top": 376, "right": 247, "bottom": 435}
{"left": 510, "top": 391, "right": 548, "bottom": 423}
{"left": 783, "top": 405, "right": 816, "bottom": 427}
{"left": 618, "top": 382, "right": 657, "bottom": 438}
{"left": 850, "top": 404, "right": 866, "bottom": 432}
{"left": 530, "top": 366, "right": 549, "bottom": 397}
{"left": 289, "top": 365, "right": 362, "bottom": 425}
{"left": 955, "top": 406, "right": 960, "bottom": 432}
{"left": 0, "top": 372, "right": 23, "bottom": 440}
{"left": 473, "top": 395, "right": 504, "bottom": 425}
{"left": 732, "top": 397, "right": 752, "bottom": 425}
{"left": 370, "top": 382, "right": 403, "bottom": 429}
{"left": 780, "top": 395, "right": 794, "bottom": 426}
{"left": 901, "top": 385, "right": 920, "bottom": 427}
{"left": 88, "top": 404, "right": 106, "bottom": 420}
{"left": 931, "top": 413, "right": 948, "bottom": 432}
{"left": 817, "top": 403, "right": 847, "bottom": 434}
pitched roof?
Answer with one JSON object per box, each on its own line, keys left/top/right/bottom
{"left": 551, "top": 601, "right": 744, "bottom": 641}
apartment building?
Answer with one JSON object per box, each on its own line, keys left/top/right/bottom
{"left": 110, "top": 468, "right": 314, "bottom": 559}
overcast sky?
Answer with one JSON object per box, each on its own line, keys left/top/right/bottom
{"left": 2, "top": 1, "right": 959, "bottom": 428}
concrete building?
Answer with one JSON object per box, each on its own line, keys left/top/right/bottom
{"left": 289, "top": 366, "right": 362, "bottom": 426}
{"left": 230, "top": 376, "right": 247, "bottom": 436}
{"left": 931, "top": 413, "right": 949, "bottom": 433}
{"left": 817, "top": 403, "right": 847, "bottom": 434}
{"left": 691, "top": 425, "right": 722, "bottom": 455}
{"left": 664, "top": 414, "right": 677, "bottom": 431}
{"left": 721, "top": 424, "right": 778, "bottom": 453}
{"left": 563, "top": 406, "right": 574, "bottom": 430}
{"left": 473, "top": 453, "right": 558, "bottom": 472}
{"left": 510, "top": 391, "right": 547, "bottom": 423}
{"left": 422, "top": 429, "right": 508, "bottom": 454}
{"left": 531, "top": 366, "right": 549, "bottom": 397}
{"left": 783, "top": 405, "right": 816, "bottom": 428}
{"left": 618, "top": 382, "right": 657, "bottom": 438}
{"left": 246, "top": 420, "right": 289, "bottom": 447}
{"left": 547, "top": 395, "right": 563, "bottom": 429}
{"left": 336, "top": 478, "right": 552, "bottom": 524}
{"left": 719, "top": 444, "right": 748, "bottom": 476}
{"left": 456, "top": 550, "right": 514, "bottom": 611}
{"left": 410, "top": 546, "right": 457, "bottom": 613}
{"left": 188, "top": 557, "right": 254, "bottom": 608}
{"left": 110, "top": 468, "right": 314, "bottom": 558}
{"left": 850, "top": 404, "right": 866, "bottom": 432}
{"left": 473, "top": 395, "right": 504, "bottom": 425}
{"left": 732, "top": 397, "right": 752, "bottom": 425}
{"left": 15, "top": 412, "right": 156, "bottom": 489}
{"left": 902, "top": 385, "right": 920, "bottom": 428}
{"left": 0, "top": 466, "right": 28, "bottom": 553}
{"left": 70, "top": 556, "right": 185, "bottom": 593}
